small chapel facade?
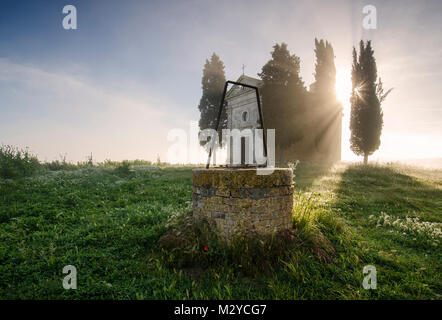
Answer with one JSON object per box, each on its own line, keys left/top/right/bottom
{"left": 225, "top": 75, "right": 263, "bottom": 131}
{"left": 225, "top": 75, "right": 263, "bottom": 166}
{"left": 225, "top": 74, "right": 342, "bottom": 164}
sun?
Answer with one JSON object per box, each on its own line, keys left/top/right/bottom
{"left": 335, "top": 68, "right": 352, "bottom": 109}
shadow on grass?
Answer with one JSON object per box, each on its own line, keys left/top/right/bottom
{"left": 329, "top": 164, "right": 442, "bottom": 299}
{"left": 333, "top": 164, "right": 442, "bottom": 221}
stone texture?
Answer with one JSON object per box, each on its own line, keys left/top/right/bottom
{"left": 192, "top": 168, "right": 294, "bottom": 238}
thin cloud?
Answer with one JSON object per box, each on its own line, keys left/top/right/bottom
{"left": 0, "top": 58, "right": 188, "bottom": 162}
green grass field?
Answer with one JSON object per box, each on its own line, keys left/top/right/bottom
{"left": 0, "top": 162, "right": 440, "bottom": 299}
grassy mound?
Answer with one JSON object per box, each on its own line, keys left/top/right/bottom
{"left": 158, "top": 206, "right": 339, "bottom": 276}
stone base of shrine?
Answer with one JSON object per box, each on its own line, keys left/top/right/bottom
{"left": 192, "top": 167, "right": 294, "bottom": 238}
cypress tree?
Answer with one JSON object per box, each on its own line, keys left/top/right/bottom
{"left": 310, "top": 39, "right": 342, "bottom": 161}
{"left": 350, "top": 40, "right": 392, "bottom": 164}
{"left": 258, "top": 43, "right": 307, "bottom": 162}
{"left": 198, "top": 53, "right": 227, "bottom": 142}
{"left": 310, "top": 39, "right": 336, "bottom": 97}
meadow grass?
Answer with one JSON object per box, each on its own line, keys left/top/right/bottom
{"left": 0, "top": 145, "right": 40, "bottom": 179}
{"left": 0, "top": 161, "right": 440, "bottom": 299}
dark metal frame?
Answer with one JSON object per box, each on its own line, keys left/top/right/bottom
{"left": 206, "top": 80, "right": 267, "bottom": 169}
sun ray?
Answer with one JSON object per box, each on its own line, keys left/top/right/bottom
{"left": 335, "top": 68, "right": 352, "bottom": 111}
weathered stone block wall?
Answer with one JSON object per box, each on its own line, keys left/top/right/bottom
{"left": 192, "top": 168, "right": 294, "bottom": 238}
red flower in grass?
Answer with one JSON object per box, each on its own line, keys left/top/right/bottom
{"left": 203, "top": 246, "right": 208, "bottom": 252}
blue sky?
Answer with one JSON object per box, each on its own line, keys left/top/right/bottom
{"left": 0, "top": 0, "right": 441, "bottom": 162}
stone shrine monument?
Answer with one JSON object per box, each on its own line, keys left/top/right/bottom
{"left": 193, "top": 76, "right": 294, "bottom": 238}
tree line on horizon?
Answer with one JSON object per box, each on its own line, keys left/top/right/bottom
{"left": 198, "top": 39, "right": 391, "bottom": 164}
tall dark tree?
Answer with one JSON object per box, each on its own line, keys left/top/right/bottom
{"left": 310, "top": 39, "right": 336, "bottom": 97}
{"left": 310, "top": 39, "right": 342, "bottom": 161}
{"left": 198, "top": 53, "right": 227, "bottom": 145}
{"left": 350, "top": 40, "right": 392, "bottom": 164}
{"left": 258, "top": 43, "right": 307, "bottom": 162}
